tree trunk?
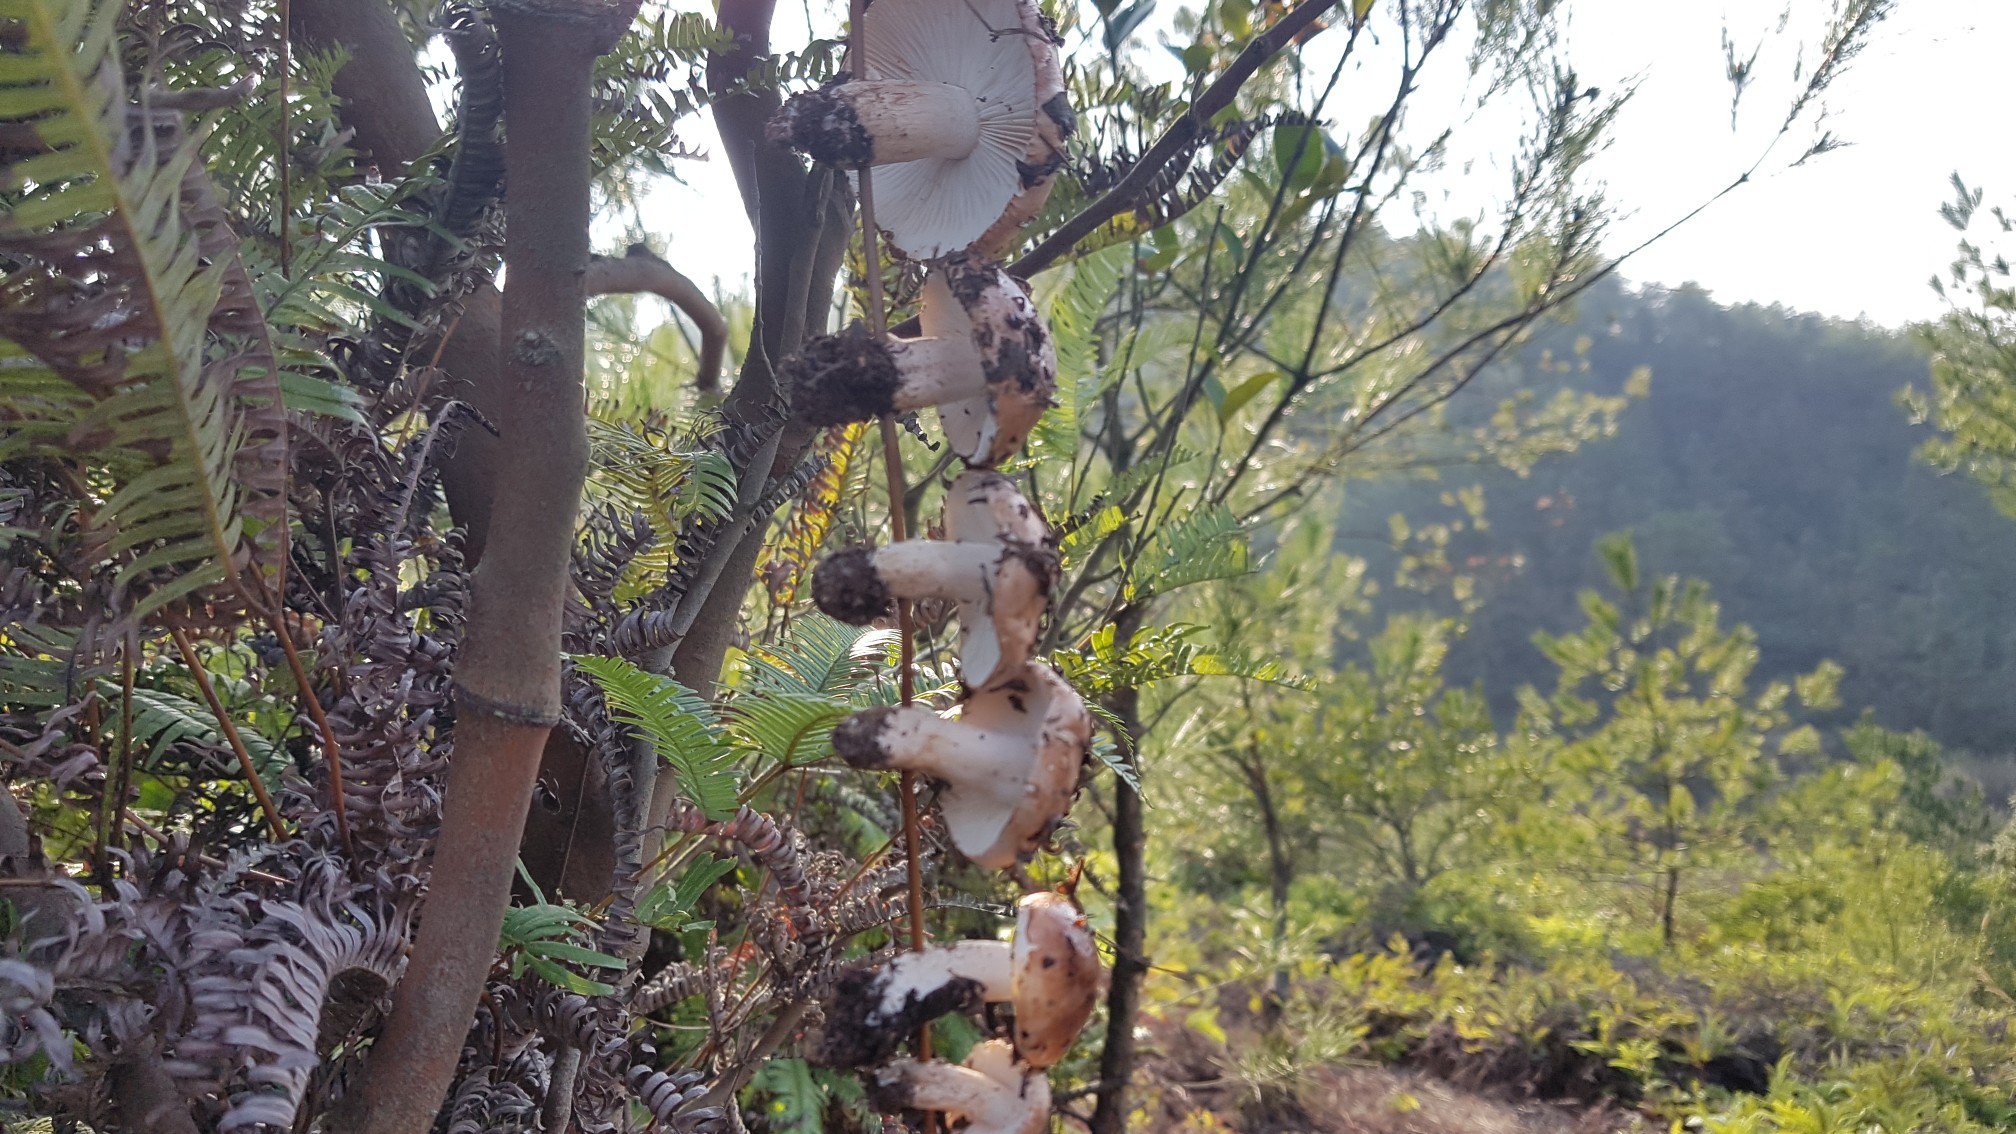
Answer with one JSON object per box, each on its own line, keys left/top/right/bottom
{"left": 1661, "top": 863, "right": 1680, "bottom": 950}
{"left": 1090, "top": 609, "right": 1147, "bottom": 1134}
{"left": 330, "top": 5, "right": 607, "bottom": 1127}
{"left": 1250, "top": 750, "right": 1291, "bottom": 1028}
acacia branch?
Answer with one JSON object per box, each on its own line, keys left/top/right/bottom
{"left": 587, "top": 245, "right": 729, "bottom": 391}
{"left": 1008, "top": 0, "right": 1341, "bottom": 279}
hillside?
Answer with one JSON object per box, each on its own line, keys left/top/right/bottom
{"left": 1357, "top": 280, "right": 2016, "bottom": 758}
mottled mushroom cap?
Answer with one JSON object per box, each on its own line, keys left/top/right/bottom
{"left": 1008, "top": 891, "right": 1104, "bottom": 1067}
{"left": 920, "top": 259, "right": 1057, "bottom": 469}
{"left": 942, "top": 469, "right": 1048, "bottom": 547}
{"left": 951, "top": 663, "right": 1090, "bottom": 869}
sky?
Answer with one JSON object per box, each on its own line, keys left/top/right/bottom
{"left": 638, "top": 0, "right": 2016, "bottom": 329}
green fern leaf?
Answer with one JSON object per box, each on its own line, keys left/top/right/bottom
{"left": 725, "top": 692, "right": 849, "bottom": 768}
{"left": 1126, "top": 504, "right": 1250, "bottom": 600}
{"left": 741, "top": 613, "right": 870, "bottom": 697}
{"left": 0, "top": 0, "right": 288, "bottom": 615}
{"left": 573, "top": 655, "right": 738, "bottom": 819}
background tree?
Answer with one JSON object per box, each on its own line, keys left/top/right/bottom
{"left": 1520, "top": 534, "right": 1842, "bottom": 949}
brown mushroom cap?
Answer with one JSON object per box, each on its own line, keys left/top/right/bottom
{"left": 869, "top": 1039, "right": 1049, "bottom": 1134}
{"left": 831, "top": 662, "right": 1090, "bottom": 869}
{"left": 920, "top": 253, "right": 1056, "bottom": 468}
{"left": 1008, "top": 891, "right": 1105, "bottom": 1067}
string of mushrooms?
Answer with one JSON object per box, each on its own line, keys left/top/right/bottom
{"left": 769, "top": 0, "right": 1095, "bottom": 1127}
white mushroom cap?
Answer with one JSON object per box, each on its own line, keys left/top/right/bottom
{"left": 831, "top": 662, "right": 1090, "bottom": 870}
{"left": 919, "top": 254, "right": 1056, "bottom": 467}
{"left": 783, "top": 263, "right": 1055, "bottom": 471}
{"left": 869, "top": 1040, "right": 1049, "bottom": 1134}
{"left": 857, "top": 0, "right": 1055, "bottom": 259}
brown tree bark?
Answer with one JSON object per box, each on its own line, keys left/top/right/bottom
{"left": 330, "top": 2, "right": 613, "bottom": 1126}
{"left": 291, "top": 0, "right": 511, "bottom": 562}
{"left": 1090, "top": 607, "right": 1148, "bottom": 1134}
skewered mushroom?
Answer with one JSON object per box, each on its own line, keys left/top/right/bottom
{"left": 817, "top": 890, "right": 1103, "bottom": 1069}
{"left": 767, "top": 0, "right": 1066, "bottom": 260}
{"left": 784, "top": 255, "right": 1055, "bottom": 470}
{"left": 831, "top": 662, "right": 1089, "bottom": 869}
{"left": 869, "top": 1040, "right": 1049, "bottom": 1134}
{"left": 812, "top": 472, "right": 1054, "bottom": 691}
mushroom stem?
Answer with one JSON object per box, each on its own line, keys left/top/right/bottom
{"left": 911, "top": 939, "right": 1014, "bottom": 1000}
{"left": 773, "top": 80, "right": 981, "bottom": 165}
{"left": 886, "top": 338, "right": 988, "bottom": 409}
{"left": 786, "top": 328, "right": 988, "bottom": 428}
{"left": 833, "top": 705, "right": 1023, "bottom": 791}
{"left": 871, "top": 1041, "right": 1050, "bottom": 1134}
{"left": 868, "top": 541, "right": 1004, "bottom": 602}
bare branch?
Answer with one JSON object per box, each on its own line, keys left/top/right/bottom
{"left": 587, "top": 246, "right": 729, "bottom": 391}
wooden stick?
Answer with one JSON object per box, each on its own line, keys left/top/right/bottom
{"left": 849, "top": 0, "right": 935, "bottom": 1104}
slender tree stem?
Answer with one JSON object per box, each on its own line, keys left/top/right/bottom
{"left": 267, "top": 610, "right": 352, "bottom": 859}
{"left": 169, "top": 628, "right": 286, "bottom": 841}
{"left": 332, "top": 2, "right": 607, "bottom": 1125}
{"left": 850, "top": 0, "right": 935, "bottom": 1098}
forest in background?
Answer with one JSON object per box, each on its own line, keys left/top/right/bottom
{"left": 1354, "top": 278, "right": 2016, "bottom": 765}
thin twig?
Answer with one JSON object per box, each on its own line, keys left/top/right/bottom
{"left": 267, "top": 610, "right": 354, "bottom": 859}
{"left": 1008, "top": 0, "right": 1342, "bottom": 278}
{"left": 168, "top": 628, "right": 287, "bottom": 842}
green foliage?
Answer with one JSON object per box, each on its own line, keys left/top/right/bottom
{"left": 1905, "top": 174, "right": 2016, "bottom": 517}
{"left": 499, "top": 869, "right": 627, "bottom": 997}
{"left": 573, "top": 655, "right": 738, "bottom": 819}
{"left": 585, "top": 418, "right": 738, "bottom": 602}
{"left": 635, "top": 854, "right": 733, "bottom": 934}
{"left": 0, "top": 0, "right": 289, "bottom": 613}
{"left": 1524, "top": 536, "right": 1843, "bottom": 946}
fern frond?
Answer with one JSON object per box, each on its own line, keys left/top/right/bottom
{"left": 742, "top": 614, "right": 870, "bottom": 697}
{"left": 0, "top": 0, "right": 288, "bottom": 615}
{"left": 756, "top": 423, "right": 867, "bottom": 608}
{"left": 586, "top": 418, "right": 738, "bottom": 601}
{"left": 573, "top": 654, "right": 737, "bottom": 819}
{"left": 725, "top": 692, "right": 848, "bottom": 769}
{"left": 1058, "top": 621, "right": 1309, "bottom": 696}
